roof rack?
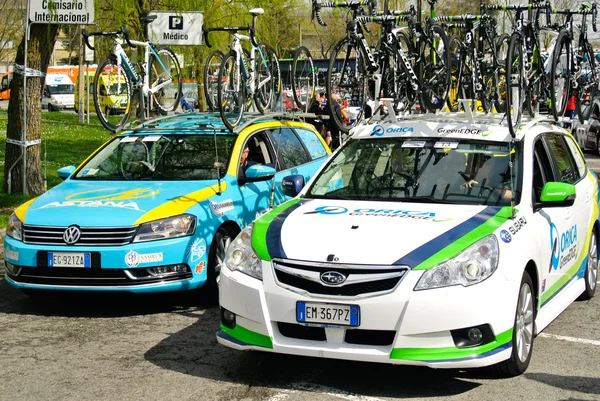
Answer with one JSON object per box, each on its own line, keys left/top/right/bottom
{"left": 232, "top": 111, "right": 328, "bottom": 134}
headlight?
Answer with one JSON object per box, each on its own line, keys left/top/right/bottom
{"left": 223, "top": 224, "right": 262, "bottom": 280}
{"left": 133, "top": 214, "right": 196, "bottom": 242}
{"left": 6, "top": 213, "right": 23, "bottom": 241}
{"left": 415, "top": 235, "right": 499, "bottom": 290}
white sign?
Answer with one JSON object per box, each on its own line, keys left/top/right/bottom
{"left": 84, "top": 35, "right": 94, "bottom": 62}
{"left": 29, "top": 0, "right": 95, "bottom": 24}
{"left": 147, "top": 11, "right": 203, "bottom": 46}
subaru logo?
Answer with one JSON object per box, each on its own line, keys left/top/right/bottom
{"left": 372, "top": 125, "right": 385, "bottom": 136}
{"left": 320, "top": 271, "right": 346, "bottom": 285}
{"left": 63, "top": 225, "right": 81, "bottom": 245}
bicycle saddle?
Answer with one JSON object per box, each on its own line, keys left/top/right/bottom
{"left": 140, "top": 14, "right": 157, "bottom": 23}
{"left": 249, "top": 8, "right": 264, "bottom": 15}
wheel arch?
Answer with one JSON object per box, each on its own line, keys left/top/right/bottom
{"left": 524, "top": 260, "right": 539, "bottom": 310}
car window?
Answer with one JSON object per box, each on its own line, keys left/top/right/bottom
{"left": 294, "top": 128, "right": 328, "bottom": 160}
{"left": 74, "top": 134, "right": 236, "bottom": 181}
{"left": 544, "top": 134, "right": 579, "bottom": 184}
{"left": 563, "top": 135, "right": 587, "bottom": 178}
{"left": 306, "top": 138, "right": 520, "bottom": 206}
{"left": 238, "top": 132, "right": 275, "bottom": 178}
{"left": 533, "top": 139, "right": 554, "bottom": 204}
{"left": 269, "top": 128, "right": 312, "bottom": 170}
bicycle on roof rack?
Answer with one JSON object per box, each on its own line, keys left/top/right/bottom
{"left": 209, "top": 8, "right": 281, "bottom": 131}
{"left": 82, "top": 14, "right": 182, "bottom": 133}
{"left": 548, "top": 2, "right": 598, "bottom": 123}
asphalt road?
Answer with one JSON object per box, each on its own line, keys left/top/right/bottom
{"left": 0, "top": 139, "right": 599, "bottom": 401}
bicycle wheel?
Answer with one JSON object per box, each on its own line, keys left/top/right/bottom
{"left": 419, "top": 24, "right": 451, "bottom": 112}
{"left": 203, "top": 50, "right": 224, "bottom": 112}
{"left": 495, "top": 34, "right": 509, "bottom": 113}
{"left": 93, "top": 57, "right": 132, "bottom": 133}
{"left": 149, "top": 47, "right": 182, "bottom": 113}
{"left": 327, "top": 37, "right": 368, "bottom": 133}
{"left": 447, "top": 35, "right": 462, "bottom": 112}
{"left": 217, "top": 51, "right": 246, "bottom": 130}
{"left": 506, "top": 33, "right": 524, "bottom": 136}
{"left": 253, "top": 43, "right": 276, "bottom": 114}
{"left": 266, "top": 44, "right": 282, "bottom": 109}
{"left": 575, "top": 43, "right": 597, "bottom": 123}
{"left": 550, "top": 31, "right": 571, "bottom": 121}
{"left": 291, "top": 46, "right": 316, "bottom": 112}
{"left": 396, "top": 30, "right": 418, "bottom": 112}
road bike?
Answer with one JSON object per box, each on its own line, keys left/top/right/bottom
{"left": 82, "top": 15, "right": 182, "bottom": 132}
{"left": 215, "top": 8, "right": 281, "bottom": 130}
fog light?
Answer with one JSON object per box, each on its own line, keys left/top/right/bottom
{"left": 5, "top": 262, "right": 21, "bottom": 276}
{"left": 468, "top": 328, "right": 483, "bottom": 343}
{"left": 146, "top": 264, "right": 188, "bottom": 277}
{"left": 221, "top": 307, "right": 236, "bottom": 329}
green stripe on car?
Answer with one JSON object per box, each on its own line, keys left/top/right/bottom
{"left": 220, "top": 323, "right": 273, "bottom": 349}
{"left": 390, "top": 327, "right": 513, "bottom": 361}
{"left": 252, "top": 198, "right": 303, "bottom": 261}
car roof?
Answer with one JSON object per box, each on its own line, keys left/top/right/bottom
{"left": 351, "top": 111, "right": 569, "bottom": 143}
{"left": 119, "top": 112, "right": 318, "bottom": 136}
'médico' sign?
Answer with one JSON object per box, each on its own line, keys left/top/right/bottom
{"left": 147, "top": 12, "right": 204, "bottom": 46}
{"left": 29, "top": 0, "right": 94, "bottom": 24}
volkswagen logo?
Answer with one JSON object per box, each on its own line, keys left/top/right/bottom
{"left": 63, "top": 226, "right": 81, "bottom": 245}
{"left": 320, "top": 271, "right": 346, "bottom": 285}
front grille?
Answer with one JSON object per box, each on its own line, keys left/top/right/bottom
{"left": 345, "top": 329, "right": 396, "bottom": 346}
{"left": 273, "top": 259, "right": 408, "bottom": 297}
{"left": 23, "top": 225, "right": 137, "bottom": 246}
{"left": 6, "top": 265, "right": 192, "bottom": 287}
{"left": 278, "top": 322, "right": 326, "bottom": 341}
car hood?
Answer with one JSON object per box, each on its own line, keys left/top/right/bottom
{"left": 253, "top": 199, "right": 511, "bottom": 269}
{"left": 22, "top": 180, "right": 220, "bottom": 227}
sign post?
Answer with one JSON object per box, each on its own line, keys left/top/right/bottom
{"left": 10, "top": 0, "right": 95, "bottom": 194}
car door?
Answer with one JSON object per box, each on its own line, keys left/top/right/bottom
{"left": 542, "top": 133, "right": 587, "bottom": 293}
{"left": 268, "top": 127, "right": 323, "bottom": 204}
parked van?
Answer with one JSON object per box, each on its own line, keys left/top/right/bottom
{"left": 42, "top": 73, "right": 75, "bottom": 111}
{"left": 0, "top": 71, "right": 12, "bottom": 101}
{"left": 75, "top": 70, "right": 128, "bottom": 115}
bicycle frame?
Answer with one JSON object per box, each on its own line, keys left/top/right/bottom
{"left": 228, "top": 33, "right": 271, "bottom": 97}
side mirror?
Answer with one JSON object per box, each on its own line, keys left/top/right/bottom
{"left": 57, "top": 165, "right": 76, "bottom": 180}
{"left": 282, "top": 174, "right": 305, "bottom": 197}
{"left": 242, "top": 164, "right": 276, "bottom": 183}
{"left": 540, "top": 182, "right": 576, "bottom": 208}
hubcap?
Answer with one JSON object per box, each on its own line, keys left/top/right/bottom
{"left": 587, "top": 233, "right": 598, "bottom": 291}
{"left": 515, "top": 282, "right": 534, "bottom": 363}
{"left": 215, "top": 235, "right": 232, "bottom": 276}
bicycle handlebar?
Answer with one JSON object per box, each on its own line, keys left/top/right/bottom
{"left": 312, "top": 0, "right": 376, "bottom": 26}
{"left": 202, "top": 26, "right": 211, "bottom": 48}
{"left": 356, "top": 14, "right": 407, "bottom": 23}
{"left": 81, "top": 28, "right": 130, "bottom": 51}
{"left": 593, "top": 3, "right": 598, "bottom": 32}
{"left": 433, "top": 14, "right": 482, "bottom": 23}
{"left": 485, "top": 3, "right": 548, "bottom": 12}
{"left": 121, "top": 26, "right": 136, "bottom": 48}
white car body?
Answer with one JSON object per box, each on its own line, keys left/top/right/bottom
{"left": 42, "top": 74, "right": 75, "bottom": 110}
{"left": 217, "top": 114, "right": 599, "bottom": 374}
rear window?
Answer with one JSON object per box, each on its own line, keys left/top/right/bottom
{"left": 295, "top": 128, "right": 328, "bottom": 160}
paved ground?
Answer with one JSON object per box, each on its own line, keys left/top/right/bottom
{"left": 0, "top": 140, "right": 599, "bottom": 401}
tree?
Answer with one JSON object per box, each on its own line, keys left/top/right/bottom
{"left": 3, "top": 24, "right": 59, "bottom": 195}
{"left": 0, "top": 0, "right": 26, "bottom": 67}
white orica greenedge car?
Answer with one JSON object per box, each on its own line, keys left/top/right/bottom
{"left": 216, "top": 114, "right": 599, "bottom": 376}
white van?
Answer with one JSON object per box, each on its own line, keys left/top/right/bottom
{"left": 42, "top": 73, "right": 75, "bottom": 111}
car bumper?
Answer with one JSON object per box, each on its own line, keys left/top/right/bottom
{"left": 217, "top": 261, "right": 518, "bottom": 369}
{"left": 4, "top": 235, "right": 208, "bottom": 293}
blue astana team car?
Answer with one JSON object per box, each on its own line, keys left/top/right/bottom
{"left": 4, "top": 114, "right": 330, "bottom": 295}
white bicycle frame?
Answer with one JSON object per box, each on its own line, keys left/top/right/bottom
{"left": 229, "top": 33, "right": 271, "bottom": 97}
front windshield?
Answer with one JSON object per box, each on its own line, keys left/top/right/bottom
{"left": 47, "top": 84, "right": 74, "bottom": 95}
{"left": 307, "top": 138, "right": 520, "bottom": 206}
{"left": 74, "top": 134, "right": 236, "bottom": 181}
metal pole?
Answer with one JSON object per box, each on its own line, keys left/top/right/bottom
{"left": 22, "top": 15, "right": 30, "bottom": 196}
{"left": 78, "top": 27, "right": 85, "bottom": 123}
{"left": 86, "top": 63, "right": 90, "bottom": 124}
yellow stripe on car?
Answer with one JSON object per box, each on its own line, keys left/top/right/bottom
{"left": 133, "top": 182, "right": 227, "bottom": 225}
{"left": 15, "top": 197, "right": 39, "bottom": 222}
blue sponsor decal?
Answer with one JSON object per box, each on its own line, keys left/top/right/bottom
{"left": 371, "top": 125, "right": 414, "bottom": 136}
{"left": 304, "top": 205, "right": 437, "bottom": 220}
{"left": 499, "top": 230, "right": 512, "bottom": 243}
{"left": 372, "top": 125, "right": 385, "bottom": 136}
{"left": 549, "top": 223, "right": 578, "bottom": 272}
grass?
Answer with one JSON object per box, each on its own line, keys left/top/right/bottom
{"left": 0, "top": 110, "right": 113, "bottom": 228}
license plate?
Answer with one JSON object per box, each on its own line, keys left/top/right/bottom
{"left": 296, "top": 301, "right": 360, "bottom": 327}
{"left": 47, "top": 252, "right": 91, "bottom": 268}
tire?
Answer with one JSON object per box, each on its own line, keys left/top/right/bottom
{"left": 48, "top": 104, "right": 55, "bottom": 112}
{"left": 291, "top": 46, "right": 316, "bottom": 112}
{"left": 253, "top": 43, "right": 276, "bottom": 114}
{"left": 506, "top": 34, "right": 524, "bottom": 137}
{"left": 203, "top": 50, "right": 225, "bottom": 112}
{"left": 550, "top": 31, "right": 571, "bottom": 121}
{"left": 494, "top": 34, "right": 509, "bottom": 114}
{"left": 217, "top": 51, "right": 246, "bottom": 130}
{"left": 575, "top": 44, "right": 597, "bottom": 123}
{"left": 203, "top": 227, "right": 239, "bottom": 303}
{"left": 418, "top": 24, "right": 451, "bottom": 112}
{"left": 596, "top": 135, "right": 600, "bottom": 156}
{"left": 395, "top": 30, "right": 418, "bottom": 112}
{"left": 578, "top": 229, "right": 598, "bottom": 300}
{"left": 446, "top": 35, "right": 462, "bottom": 112}
{"left": 93, "top": 57, "right": 132, "bottom": 133}
{"left": 149, "top": 47, "right": 182, "bottom": 114}
{"left": 495, "top": 271, "right": 535, "bottom": 376}
{"left": 327, "top": 37, "right": 368, "bottom": 133}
